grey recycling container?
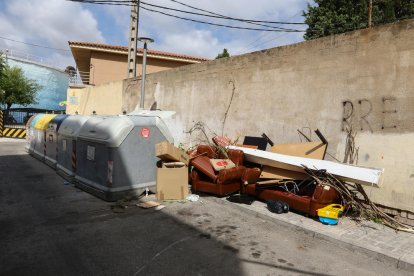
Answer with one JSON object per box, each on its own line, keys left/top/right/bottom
{"left": 75, "top": 113, "right": 173, "bottom": 201}
{"left": 44, "top": 115, "right": 68, "bottom": 168}
{"left": 25, "top": 115, "right": 38, "bottom": 153}
{"left": 56, "top": 115, "right": 90, "bottom": 181}
{"left": 32, "top": 114, "right": 57, "bottom": 160}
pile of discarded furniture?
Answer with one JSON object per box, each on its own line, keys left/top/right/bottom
{"left": 182, "top": 132, "right": 383, "bottom": 217}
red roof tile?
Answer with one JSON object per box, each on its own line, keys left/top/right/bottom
{"left": 68, "top": 41, "right": 209, "bottom": 62}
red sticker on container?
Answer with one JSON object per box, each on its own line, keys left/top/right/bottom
{"left": 140, "top": 127, "right": 150, "bottom": 138}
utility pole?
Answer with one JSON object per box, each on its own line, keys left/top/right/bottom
{"left": 368, "top": 0, "right": 372, "bottom": 28}
{"left": 127, "top": 0, "right": 140, "bottom": 78}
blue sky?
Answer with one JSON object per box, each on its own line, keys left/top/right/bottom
{"left": 0, "top": 0, "right": 312, "bottom": 68}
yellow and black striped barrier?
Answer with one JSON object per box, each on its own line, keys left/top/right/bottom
{"left": 2, "top": 127, "right": 27, "bottom": 139}
{"left": 0, "top": 110, "right": 3, "bottom": 137}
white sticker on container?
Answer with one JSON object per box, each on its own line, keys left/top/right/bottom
{"left": 107, "top": 160, "right": 113, "bottom": 185}
{"left": 62, "top": 139, "right": 67, "bottom": 152}
{"left": 87, "top": 145, "right": 95, "bottom": 161}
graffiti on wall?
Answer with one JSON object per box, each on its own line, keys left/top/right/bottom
{"left": 342, "top": 96, "right": 400, "bottom": 132}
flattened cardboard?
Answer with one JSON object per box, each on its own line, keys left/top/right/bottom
{"left": 156, "top": 164, "right": 188, "bottom": 200}
{"left": 261, "top": 142, "right": 326, "bottom": 180}
{"left": 260, "top": 166, "right": 308, "bottom": 180}
{"left": 269, "top": 142, "right": 326, "bottom": 159}
{"left": 155, "top": 141, "right": 189, "bottom": 165}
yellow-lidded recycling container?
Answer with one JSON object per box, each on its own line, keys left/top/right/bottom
{"left": 32, "top": 114, "right": 57, "bottom": 160}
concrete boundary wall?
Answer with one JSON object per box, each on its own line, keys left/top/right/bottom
{"left": 72, "top": 20, "right": 414, "bottom": 212}
{"left": 67, "top": 80, "right": 123, "bottom": 115}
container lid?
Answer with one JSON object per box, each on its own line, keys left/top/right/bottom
{"left": 47, "top": 115, "right": 69, "bottom": 132}
{"left": 128, "top": 110, "right": 176, "bottom": 119}
{"left": 58, "top": 115, "right": 91, "bottom": 138}
{"left": 30, "top": 114, "right": 43, "bottom": 128}
{"left": 127, "top": 110, "right": 175, "bottom": 143}
{"left": 25, "top": 115, "right": 35, "bottom": 129}
{"left": 34, "top": 114, "right": 57, "bottom": 130}
{"left": 78, "top": 116, "right": 134, "bottom": 147}
{"left": 127, "top": 115, "right": 174, "bottom": 143}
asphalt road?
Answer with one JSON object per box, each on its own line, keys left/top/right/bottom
{"left": 0, "top": 141, "right": 410, "bottom": 276}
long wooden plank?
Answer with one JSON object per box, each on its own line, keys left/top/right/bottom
{"left": 229, "top": 146, "right": 383, "bottom": 187}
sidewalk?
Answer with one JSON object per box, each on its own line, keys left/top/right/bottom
{"left": 0, "top": 138, "right": 25, "bottom": 143}
{"left": 209, "top": 196, "right": 414, "bottom": 271}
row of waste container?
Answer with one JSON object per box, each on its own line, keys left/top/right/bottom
{"left": 26, "top": 111, "right": 174, "bottom": 201}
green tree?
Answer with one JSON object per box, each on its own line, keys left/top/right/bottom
{"left": 0, "top": 65, "right": 40, "bottom": 113}
{"left": 215, "top": 48, "right": 230, "bottom": 59}
{"left": 303, "top": 0, "right": 414, "bottom": 40}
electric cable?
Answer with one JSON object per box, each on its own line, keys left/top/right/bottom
{"left": 239, "top": 10, "right": 305, "bottom": 54}
{"left": 68, "top": 0, "right": 307, "bottom": 31}
{"left": 140, "top": 2, "right": 300, "bottom": 31}
{"left": 67, "top": 0, "right": 305, "bottom": 32}
{"left": 167, "top": 0, "right": 306, "bottom": 25}
{"left": 0, "top": 36, "right": 70, "bottom": 52}
{"left": 140, "top": 6, "right": 304, "bottom": 32}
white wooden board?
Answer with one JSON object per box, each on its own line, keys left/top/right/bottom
{"left": 229, "top": 146, "right": 383, "bottom": 187}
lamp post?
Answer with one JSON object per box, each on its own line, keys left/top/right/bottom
{"left": 138, "top": 37, "right": 154, "bottom": 109}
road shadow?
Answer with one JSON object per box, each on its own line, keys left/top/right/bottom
{"left": 0, "top": 145, "right": 338, "bottom": 276}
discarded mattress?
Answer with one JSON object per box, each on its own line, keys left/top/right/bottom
{"left": 228, "top": 146, "right": 384, "bottom": 187}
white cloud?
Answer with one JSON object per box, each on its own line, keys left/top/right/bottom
{"left": 132, "top": 0, "right": 309, "bottom": 58}
{"left": 158, "top": 29, "right": 219, "bottom": 57}
{"left": 0, "top": 0, "right": 311, "bottom": 66}
{"left": 0, "top": 0, "right": 104, "bottom": 68}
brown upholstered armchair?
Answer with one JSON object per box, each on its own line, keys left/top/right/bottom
{"left": 190, "top": 145, "right": 260, "bottom": 196}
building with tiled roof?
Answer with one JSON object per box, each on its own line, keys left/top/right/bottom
{"left": 69, "top": 41, "right": 209, "bottom": 86}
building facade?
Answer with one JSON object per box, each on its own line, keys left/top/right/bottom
{"left": 69, "top": 41, "right": 208, "bottom": 86}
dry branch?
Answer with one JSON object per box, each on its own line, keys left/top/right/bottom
{"left": 303, "top": 166, "right": 414, "bottom": 233}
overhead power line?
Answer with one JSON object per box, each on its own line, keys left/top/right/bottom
{"left": 140, "top": 2, "right": 298, "bottom": 31}
{"left": 140, "top": 6, "right": 303, "bottom": 32}
{"left": 0, "top": 36, "right": 70, "bottom": 52}
{"left": 70, "top": 0, "right": 306, "bottom": 24}
{"left": 239, "top": 10, "right": 306, "bottom": 54}
{"left": 167, "top": 0, "right": 306, "bottom": 25}
{"left": 67, "top": 0, "right": 306, "bottom": 32}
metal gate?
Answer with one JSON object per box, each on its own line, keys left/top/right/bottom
{"left": 0, "top": 108, "right": 65, "bottom": 139}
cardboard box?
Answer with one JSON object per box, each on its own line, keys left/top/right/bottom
{"left": 156, "top": 162, "right": 189, "bottom": 200}
{"left": 155, "top": 141, "right": 189, "bottom": 165}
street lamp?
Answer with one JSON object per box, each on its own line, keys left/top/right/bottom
{"left": 138, "top": 37, "right": 154, "bottom": 109}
